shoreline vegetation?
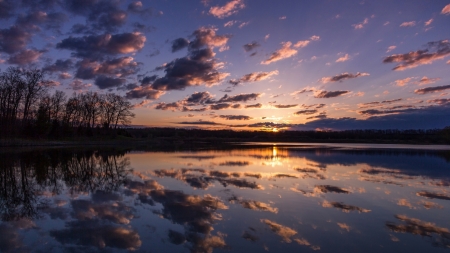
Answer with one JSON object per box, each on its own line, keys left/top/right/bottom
{"left": 2, "top": 126, "right": 450, "bottom": 148}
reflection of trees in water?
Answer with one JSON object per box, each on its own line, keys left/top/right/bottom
{"left": 0, "top": 155, "right": 41, "bottom": 221}
{"left": 62, "top": 152, "right": 130, "bottom": 194}
{"left": 0, "top": 149, "right": 131, "bottom": 221}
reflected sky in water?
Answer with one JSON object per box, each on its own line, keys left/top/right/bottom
{"left": 0, "top": 145, "right": 449, "bottom": 252}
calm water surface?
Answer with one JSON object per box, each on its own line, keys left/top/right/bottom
{"left": 1, "top": 144, "right": 450, "bottom": 252}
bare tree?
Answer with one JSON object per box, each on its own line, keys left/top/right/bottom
{"left": 113, "top": 96, "right": 135, "bottom": 128}
{"left": 22, "top": 69, "right": 47, "bottom": 123}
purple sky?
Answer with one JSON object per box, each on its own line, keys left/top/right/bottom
{"left": 1, "top": 0, "right": 450, "bottom": 130}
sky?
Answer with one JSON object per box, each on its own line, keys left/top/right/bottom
{"left": 1, "top": 0, "right": 450, "bottom": 131}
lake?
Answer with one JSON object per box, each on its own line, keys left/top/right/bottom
{"left": 0, "top": 143, "right": 449, "bottom": 252}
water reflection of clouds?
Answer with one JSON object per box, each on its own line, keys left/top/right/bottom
{"left": 153, "top": 168, "right": 264, "bottom": 190}
{"left": 417, "top": 191, "right": 450, "bottom": 201}
{"left": 0, "top": 146, "right": 449, "bottom": 252}
{"left": 322, "top": 201, "right": 371, "bottom": 213}
{"left": 228, "top": 196, "right": 278, "bottom": 213}
{"left": 261, "top": 219, "right": 320, "bottom": 250}
{"left": 386, "top": 215, "right": 450, "bottom": 248}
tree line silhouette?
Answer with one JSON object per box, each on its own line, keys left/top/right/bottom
{"left": 125, "top": 127, "right": 450, "bottom": 144}
{"left": 0, "top": 67, "right": 135, "bottom": 139}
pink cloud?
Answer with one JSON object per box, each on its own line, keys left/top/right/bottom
{"left": 209, "top": 0, "right": 245, "bottom": 19}
{"left": 261, "top": 42, "right": 297, "bottom": 65}
{"left": 442, "top": 4, "right": 450, "bottom": 15}
{"left": 352, "top": 18, "right": 368, "bottom": 29}
{"left": 400, "top": 21, "right": 416, "bottom": 27}
{"left": 336, "top": 54, "right": 350, "bottom": 62}
{"left": 394, "top": 77, "right": 412, "bottom": 87}
{"left": 386, "top": 45, "right": 396, "bottom": 53}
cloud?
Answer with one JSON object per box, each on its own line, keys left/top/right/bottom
{"left": 189, "top": 27, "right": 231, "bottom": 50}
{"left": 243, "top": 41, "right": 260, "bottom": 52}
{"left": 335, "top": 53, "right": 350, "bottom": 62}
{"left": 209, "top": 0, "right": 245, "bottom": 19}
{"left": 59, "top": 72, "right": 72, "bottom": 79}
{"left": 261, "top": 41, "right": 298, "bottom": 65}
{"left": 218, "top": 93, "right": 261, "bottom": 103}
{"left": 229, "top": 70, "right": 278, "bottom": 86}
{"left": 383, "top": 40, "right": 450, "bottom": 71}
{"left": 171, "top": 38, "right": 189, "bottom": 52}
{"left": 154, "top": 92, "right": 259, "bottom": 111}
{"left": 224, "top": 20, "right": 238, "bottom": 27}
{"left": 293, "top": 40, "right": 310, "bottom": 48}
{"left": 321, "top": 72, "right": 369, "bottom": 83}
{"left": 16, "top": 11, "right": 68, "bottom": 31}
{"left": 358, "top": 98, "right": 403, "bottom": 108}
{"left": 294, "top": 109, "right": 318, "bottom": 115}
{"left": 75, "top": 57, "right": 140, "bottom": 80}
{"left": 0, "top": 0, "right": 15, "bottom": 19}
{"left": 69, "top": 79, "right": 92, "bottom": 90}
{"left": 427, "top": 98, "right": 450, "bottom": 105}
{"left": 43, "top": 59, "right": 74, "bottom": 73}
{"left": 245, "top": 103, "right": 262, "bottom": 108}
{"left": 441, "top": 4, "right": 450, "bottom": 15}
{"left": 400, "top": 21, "right": 416, "bottom": 27}
{"left": 125, "top": 86, "right": 165, "bottom": 99}
{"left": 94, "top": 75, "right": 126, "bottom": 89}
{"left": 185, "top": 91, "right": 215, "bottom": 104}
{"left": 238, "top": 21, "right": 249, "bottom": 28}
{"left": 97, "top": 56, "right": 140, "bottom": 77}
{"left": 219, "top": 115, "right": 252, "bottom": 120}
{"left": 418, "top": 76, "right": 440, "bottom": 85}
{"left": 273, "top": 104, "right": 297, "bottom": 109}
{"left": 209, "top": 103, "right": 231, "bottom": 110}
{"left": 291, "top": 88, "right": 315, "bottom": 96}
{"left": 64, "top": 0, "right": 128, "bottom": 32}
{"left": 314, "top": 90, "right": 350, "bottom": 98}
{"left": 154, "top": 102, "right": 181, "bottom": 111}
{"left": 127, "top": 1, "right": 153, "bottom": 15}
{"left": 414, "top": 84, "right": 450, "bottom": 94}
{"left": 310, "top": 35, "right": 320, "bottom": 41}
{"left": 358, "top": 108, "right": 416, "bottom": 116}
{"left": 140, "top": 75, "right": 158, "bottom": 86}
{"left": 387, "top": 45, "right": 396, "bottom": 53}
{"left": 352, "top": 18, "right": 368, "bottom": 29}
{"left": 57, "top": 32, "right": 146, "bottom": 59}
{"left": 7, "top": 49, "right": 44, "bottom": 65}
{"left": 0, "top": 25, "right": 32, "bottom": 54}
{"left": 425, "top": 19, "right": 433, "bottom": 26}
{"left": 149, "top": 28, "right": 231, "bottom": 91}
{"left": 177, "top": 121, "right": 222, "bottom": 125}
{"left": 394, "top": 77, "right": 412, "bottom": 86}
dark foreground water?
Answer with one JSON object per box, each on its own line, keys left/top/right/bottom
{"left": 1, "top": 144, "right": 450, "bottom": 253}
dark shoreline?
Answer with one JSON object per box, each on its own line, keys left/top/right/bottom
{"left": 2, "top": 136, "right": 450, "bottom": 149}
